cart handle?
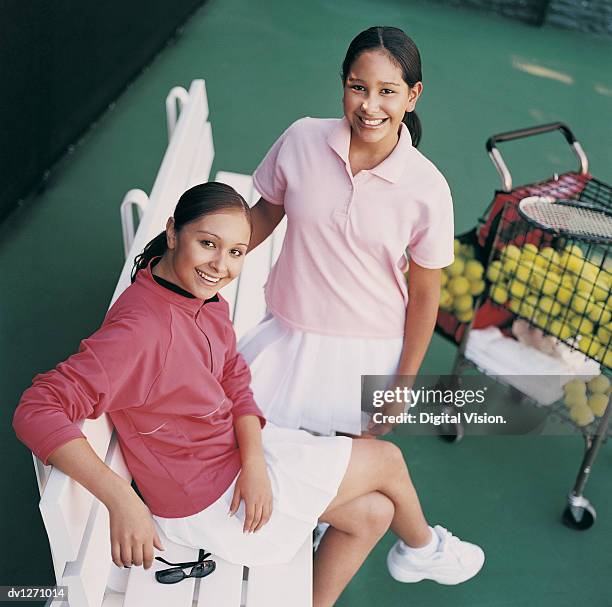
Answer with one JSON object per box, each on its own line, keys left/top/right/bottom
{"left": 486, "top": 122, "right": 589, "bottom": 193}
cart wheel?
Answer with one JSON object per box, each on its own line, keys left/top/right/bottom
{"left": 438, "top": 422, "right": 465, "bottom": 443}
{"left": 562, "top": 502, "right": 596, "bottom": 530}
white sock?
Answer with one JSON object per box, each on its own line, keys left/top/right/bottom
{"left": 397, "top": 527, "right": 439, "bottom": 558}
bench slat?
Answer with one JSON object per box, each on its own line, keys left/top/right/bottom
{"left": 196, "top": 559, "right": 244, "bottom": 607}
{"left": 245, "top": 540, "right": 312, "bottom": 607}
{"left": 124, "top": 531, "right": 198, "bottom": 607}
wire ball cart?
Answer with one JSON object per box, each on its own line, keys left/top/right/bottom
{"left": 434, "top": 123, "right": 612, "bottom": 530}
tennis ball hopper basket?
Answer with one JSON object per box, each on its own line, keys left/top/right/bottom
{"left": 434, "top": 123, "right": 612, "bottom": 530}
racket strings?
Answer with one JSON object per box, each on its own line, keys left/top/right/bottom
{"left": 519, "top": 199, "right": 612, "bottom": 241}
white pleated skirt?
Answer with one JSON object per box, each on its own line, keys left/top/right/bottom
{"left": 238, "top": 314, "right": 404, "bottom": 436}
{"left": 153, "top": 424, "right": 352, "bottom": 566}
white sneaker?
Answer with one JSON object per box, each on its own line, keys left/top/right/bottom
{"left": 387, "top": 525, "right": 485, "bottom": 585}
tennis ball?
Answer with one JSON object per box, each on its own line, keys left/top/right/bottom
{"left": 521, "top": 243, "right": 539, "bottom": 262}
{"left": 533, "top": 312, "right": 549, "bottom": 330}
{"left": 588, "top": 302, "right": 612, "bottom": 325}
{"left": 486, "top": 260, "right": 503, "bottom": 283}
{"left": 470, "top": 279, "right": 485, "bottom": 296}
{"left": 570, "top": 292, "right": 594, "bottom": 316}
{"left": 529, "top": 266, "right": 546, "bottom": 291}
{"left": 440, "top": 271, "right": 448, "bottom": 287}
{"left": 439, "top": 288, "right": 453, "bottom": 310}
{"left": 508, "top": 298, "right": 521, "bottom": 314}
{"left": 592, "top": 274, "right": 610, "bottom": 301}
{"left": 503, "top": 257, "right": 519, "bottom": 274}
{"left": 597, "top": 324, "right": 612, "bottom": 346}
{"left": 539, "top": 246, "right": 561, "bottom": 267}
{"left": 602, "top": 349, "right": 612, "bottom": 369}
{"left": 509, "top": 279, "right": 528, "bottom": 299}
{"left": 588, "top": 393, "right": 609, "bottom": 417}
{"left": 454, "top": 294, "right": 473, "bottom": 313}
{"left": 456, "top": 308, "right": 474, "bottom": 323}
{"left": 538, "top": 296, "right": 561, "bottom": 316}
{"left": 569, "top": 404, "right": 595, "bottom": 427}
{"left": 569, "top": 315, "right": 595, "bottom": 335}
{"left": 453, "top": 239, "right": 461, "bottom": 255}
{"left": 575, "top": 265, "right": 598, "bottom": 293}
{"left": 563, "top": 379, "right": 587, "bottom": 398}
{"left": 564, "top": 391, "right": 588, "bottom": 408}
{"left": 464, "top": 259, "right": 484, "bottom": 280}
{"left": 490, "top": 284, "right": 508, "bottom": 305}
{"left": 515, "top": 261, "right": 534, "bottom": 283}
{"left": 520, "top": 295, "right": 538, "bottom": 319}
{"left": 587, "top": 374, "right": 610, "bottom": 394}
{"left": 578, "top": 336, "right": 602, "bottom": 358}
{"left": 448, "top": 276, "right": 470, "bottom": 296}
{"left": 446, "top": 258, "right": 465, "bottom": 277}
{"left": 541, "top": 273, "right": 561, "bottom": 296}
{"left": 560, "top": 245, "right": 584, "bottom": 273}
{"left": 501, "top": 244, "right": 521, "bottom": 263}
{"left": 556, "top": 284, "right": 573, "bottom": 306}
{"left": 549, "top": 319, "right": 572, "bottom": 341}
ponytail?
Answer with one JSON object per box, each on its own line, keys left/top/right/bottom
{"left": 403, "top": 111, "right": 421, "bottom": 148}
{"left": 131, "top": 231, "right": 167, "bottom": 282}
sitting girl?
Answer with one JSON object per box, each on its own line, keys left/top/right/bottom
{"left": 13, "top": 183, "right": 483, "bottom": 607}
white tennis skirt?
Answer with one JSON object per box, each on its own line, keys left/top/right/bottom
{"left": 153, "top": 424, "right": 352, "bottom": 566}
{"left": 238, "top": 314, "right": 404, "bottom": 435}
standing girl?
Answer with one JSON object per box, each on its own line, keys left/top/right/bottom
{"left": 14, "top": 183, "right": 482, "bottom": 607}
{"left": 239, "top": 26, "right": 454, "bottom": 437}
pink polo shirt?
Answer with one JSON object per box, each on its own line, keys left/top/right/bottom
{"left": 253, "top": 117, "right": 455, "bottom": 338}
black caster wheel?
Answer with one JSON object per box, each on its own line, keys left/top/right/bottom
{"left": 438, "top": 422, "right": 465, "bottom": 443}
{"left": 562, "top": 502, "right": 596, "bottom": 530}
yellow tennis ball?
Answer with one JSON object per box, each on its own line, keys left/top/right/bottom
{"left": 539, "top": 246, "right": 561, "bottom": 267}
{"left": 569, "top": 315, "right": 595, "bottom": 335}
{"left": 456, "top": 308, "right": 474, "bottom": 323}
{"left": 564, "top": 390, "right": 588, "bottom": 408}
{"left": 569, "top": 404, "right": 595, "bottom": 427}
{"left": 529, "top": 266, "right": 546, "bottom": 291}
{"left": 503, "top": 258, "right": 519, "bottom": 274}
{"left": 448, "top": 276, "right": 470, "bottom": 296}
{"left": 520, "top": 295, "right": 538, "bottom": 319}
{"left": 440, "top": 271, "right": 448, "bottom": 287}
{"left": 460, "top": 244, "right": 476, "bottom": 260}
{"left": 446, "top": 258, "right": 465, "bottom": 277}
{"left": 464, "top": 259, "right": 484, "bottom": 280}
{"left": 520, "top": 243, "right": 539, "bottom": 262}
{"left": 538, "top": 296, "right": 561, "bottom": 316}
{"left": 509, "top": 279, "right": 528, "bottom": 299}
{"left": 469, "top": 279, "right": 485, "bottom": 296}
{"left": 508, "top": 298, "right": 521, "bottom": 314}
{"left": 592, "top": 274, "right": 610, "bottom": 301}
{"left": 439, "top": 288, "right": 453, "bottom": 310}
{"left": 578, "top": 336, "right": 602, "bottom": 358}
{"left": 597, "top": 324, "right": 612, "bottom": 346}
{"left": 587, "top": 374, "right": 610, "bottom": 394}
{"left": 486, "top": 260, "right": 503, "bottom": 283}
{"left": 588, "top": 393, "right": 609, "bottom": 417}
{"left": 570, "top": 292, "right": 594, "bottom": 315}
{"left": 454, "top": 294, "right": 473, "bottom": 313}
{"left": 556, "top": 284, "right": 573, "bottom": 305}
{"left": 588, "top": 302, "right": 612, "bottom": 325}
{"left": 515, "top": 261, "right": 534, "bottom": 283}
{"left": 490, "top": 284, "right": 508, "bottom": 305}
{"left": 564, "top": 379, "right": 587, "bottom": 397}
{"left": 602, "top": 349, "right": 612, "bottom": 369}
{"left": 549, "top": 319, "right": 572, "bottom": 341}
{"left": 541, "top": 273, "right": 561, "bottom": 296}
{"left": 501, "top": 244, "right": 521, "bottom": 263}
{"left": 453, "top": 239, "right": 462, "bottom": 255}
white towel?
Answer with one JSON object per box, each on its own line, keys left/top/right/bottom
{"left": 464, "top": 327, "right": 600, "bottom": 405}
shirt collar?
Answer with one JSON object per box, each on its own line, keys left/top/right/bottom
{"left": 136, "top": 259, "right": 219, "bottom": 315}
{"left": 326, "top": 116, "right": 413, "bottom": 184}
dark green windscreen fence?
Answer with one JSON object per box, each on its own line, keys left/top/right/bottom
{"left": 0, "top": 0, "right": 206, "bottom": 223}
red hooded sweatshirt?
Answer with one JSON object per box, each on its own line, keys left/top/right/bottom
{"left": 13, "top": 264, "right": 265, "bottom": 518}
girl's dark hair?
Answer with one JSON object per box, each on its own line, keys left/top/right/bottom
{"left": 131, "top": 182, "right": 251, "bottom": 282}
{"left": 341, "top": 26, "right": 423, "bottom": 147}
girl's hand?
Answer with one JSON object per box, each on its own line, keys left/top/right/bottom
{"left": 108, "top": 486, "right": 165, "bottom": 569}
{"left": 229, "top": 459, "right": 273, "bottom": 533}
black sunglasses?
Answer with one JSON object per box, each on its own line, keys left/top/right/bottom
{"left": 155, "top": 549, "right": 216, "bottom": 584}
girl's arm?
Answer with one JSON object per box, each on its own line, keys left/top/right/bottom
{"left": 397, "top": 259, "right": 441, "bottom": 376}
{"left": 366, "top": 259, "right": 441, "bottom": 436}
{"left": 230, "top": 415, "right": 273, "bottom": 533}
{"left": 46, "top": 438, "right": 164, "bottom": 569}
{"left": 248, "top": 197, "right": 285, "bottom": 252}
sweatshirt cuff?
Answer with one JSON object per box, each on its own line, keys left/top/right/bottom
{"left": 35, "top": 427, "right": 87, "bottom": 465}
{"left": 232, "top": 401, "right": 266, "bottom": 429}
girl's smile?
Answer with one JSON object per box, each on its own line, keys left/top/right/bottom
{"left": 154, "top": 210, "right": 251, "bottom": 300}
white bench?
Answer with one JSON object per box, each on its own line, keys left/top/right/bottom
{"left": 34, "top": 79, "right": 306, "bottom": 607}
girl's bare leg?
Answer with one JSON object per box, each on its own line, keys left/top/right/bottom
{"left": 322, "top": 439, "right": 432, "bottom": 549}
{"left": 313, "top": 492, "right": 394, "bottom": 607}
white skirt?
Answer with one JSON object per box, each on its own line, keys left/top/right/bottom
{"left": 238, "top": 314, "right": 404, "bottom": 435}
{"left": 153, "top": 424, "right": 352, "bottom": 566}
